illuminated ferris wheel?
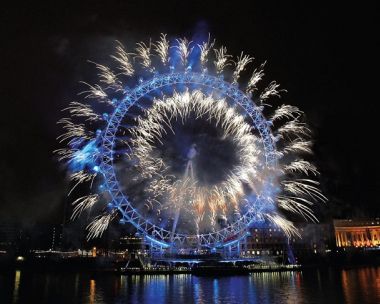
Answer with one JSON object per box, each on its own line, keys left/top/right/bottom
{"left": 56, "top": 34, "right": 326, "bottom": 250}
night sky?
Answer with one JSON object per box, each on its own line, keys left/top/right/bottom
{"left": 1, "top": 1, "right": 379, "bottom": 226}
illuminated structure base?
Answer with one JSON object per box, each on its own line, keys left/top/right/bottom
{"left": 142, "top": 231, "right": 252, "bottom": 260}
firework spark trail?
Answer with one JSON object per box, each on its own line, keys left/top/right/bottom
{"left": 282, "top": 179, "right": 327, "bottom": 202}
{"left": 86, "top": 213, "right": 114, "bottom": 240}
{"left": 214, "top": 46, "right": 232, "bottom": 74}
{"left": 63, "top": 102, "right": 100, "bottom": 121}
{"left": 193, "top": 195, "right": 206, "bottom": 236}
{"left": 57, "top": 118, "right": 91, "bottom": 144}
{"left": 154, "top": 33, "right": 170, "bottom": 65}
{"left": 265, "top": 214, "right": 300, "bottom": 238}
{"left": 174, "top": 38, "right": 193, "bottom": 67}
{"left": 68, "top": 171, "right": 97, "bottom": 195}
{"left": 88, "top": 61, "right": 122, "bottom": 91}
{"left": 135, "top": 41, "right": 152, "bottom": 70}
{"left": 232, "top": 52, "right": 254, "bottom": 83}
{"left": 130, "top": 90, "right": 266, "bottom": 226}
{"left": 283, "top": 140, "right": 313, "bottom": 154}
{"left": 198, "top": 35, "right": 215, "bottom": 68}
{"left": 277, "top": 120, "right": 311, "bottom": 139}
{"left": 271, "top": 105, "right": 302, "bottom": 122}
{"left": 246, "top": 62, "right": 266, "bottom": 93}
{"left": 283, "top": 160, "right": 319, "bottom": 176}
{"left": 277, "top": 196, "right": 318, "bottom": 222}
{"left": 54, "top": 148, "right": 76, "bottom": 161}
{"left": 208, "top": 198, "right": 218, "bottom": 230}
{"left": 78, "top": 82, "right": 114, "bottom": 106}
{"left": 71, "top": 194, "right": 99, "bottom": 220}
{"left": 260, "top": 81, "right": 284, "bottom": 101}
{"left": 111, "top": 41, "right": 135, "bottom": 76}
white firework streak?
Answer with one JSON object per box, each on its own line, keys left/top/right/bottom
{"left": 283, "top": 139, "right": 313, "bottom": 154}
{"left": 198, "top": 34, "right": 215, "bottom": 68}
{"left": 130, "top": 90, "right": 267, "bottom": 230}
{"left": 79, "top": 82, "right": 113, "bottom": 106}
{"left": 277, "top": 120, "right": 311, "bottom": 139}
{"left": 111, "top": 41, "right": 134, "bottom": 76}
{"left": 71, "top": 194, "right": 99, "bottom": 220}
{"left": 63, "top": 102, "right": 100, "bottom": 122}
{"left": 57, "top": 118, "right": 91, "bottom": 144}
{"left": 281, "top": 179, "right": 327, "bottom": 202}
{"left": 88, "top": 61, "right": 122, "bottom": 91}
{"left": 232, "top": 52, "right": 254, "bottom": 83}
{"left": 265, "top": 214, "right": 300, "bottom": 238}
{"left": 135, "top": 41, "right": 153, "bottom": 70}
{"left": 277, "top": 195, "right": 318, "bottom": 222}
{"left": 208, "top": 199, "right": 218, "bottom": 230}
{"left": 86, "top": 213, "right": 115, "bottom": 240}
{"left": 271, "top": 105, "right": 302, "bottom": 122}
{"left": 154, "top": 33, "right": 170, "bottom": 65}
{"left": 214, "top": 46, "right": 232, "bottom": 74}
{"left": 54, "top": 147, "right": 76, "bottom": 161}
{"left": 283, "top": 160, "right": 319, "bottom": 176}
{"left": 246, "top": 62, "right": 266, "bottom": 93}
{"left": 260, "top": 81, "right": 285, "bottom": 101}
{"left": 68, "top": 170, "right": 97, "bottom": 195}
{"left": 174, "top": 38, "right": 193, "bottom": 67}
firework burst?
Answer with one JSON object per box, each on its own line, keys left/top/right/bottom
{"left": 56, "top": 33, "right": 326, "bottom": 246}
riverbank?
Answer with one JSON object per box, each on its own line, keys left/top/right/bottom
{"left": 1, "top": 248, "right": 380, "bottom": 276}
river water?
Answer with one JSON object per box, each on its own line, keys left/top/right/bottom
{"left": 1, "top": 267, "right": 379, "bottom": 303}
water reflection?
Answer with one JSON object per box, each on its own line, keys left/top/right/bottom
{"left": 12, "top": 270, "right": 20, "bottom": 304}
{"left": 89, "top": 279, "right": 95, "bottom": 304}
{"left": 342, "top": 267, "right": 380, "bottom": 304}
{"left": 1, "top": 267, "right": 380, "bottom": 304}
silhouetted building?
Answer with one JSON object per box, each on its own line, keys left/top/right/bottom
{"left": 0, "top": 223, "right": 20, "bottom": 252}
{"left": 241, "top": 223, "right": 334, "bottom": 261}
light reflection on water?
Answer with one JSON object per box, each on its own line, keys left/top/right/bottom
{"left": 1, "top": 267, "right": 379, "bottom": 304}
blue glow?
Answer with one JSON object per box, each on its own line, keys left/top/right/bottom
{"left": 145, "top": 235, "right": 170, "bottom": 248}
{"left": 98, "top": 71, "right": 278, "bottom": 248}
{"left": 169, "top": 40, "right": 181, "bottom": 68}
{"left": 69, "top": 139, "right": 99, "bottom": 172}
{"left": 189, "top": 22, "right": 209, "bottom": 68}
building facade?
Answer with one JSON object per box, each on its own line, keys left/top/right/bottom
{"left": 334, "top": 219, "right": 380, "bottom": 247}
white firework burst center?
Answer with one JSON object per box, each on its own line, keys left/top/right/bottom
{"left": 128, "top": 90, "right": 271, "bottom": 234}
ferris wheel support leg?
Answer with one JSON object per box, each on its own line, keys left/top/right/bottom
{"left": 170, "top": 208, "right": 181, "bottom": 243}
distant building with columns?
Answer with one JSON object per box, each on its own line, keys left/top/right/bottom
{"left": 333, "top": 219, "right": 380, "bottom": 248}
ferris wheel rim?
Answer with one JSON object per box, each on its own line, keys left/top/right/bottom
{"left": 100, "top": 71, "right": 278, "bottom": 247}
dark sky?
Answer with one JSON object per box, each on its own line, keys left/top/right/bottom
{"left": 1, "top": 1, "right": 379, "bottom": 226}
